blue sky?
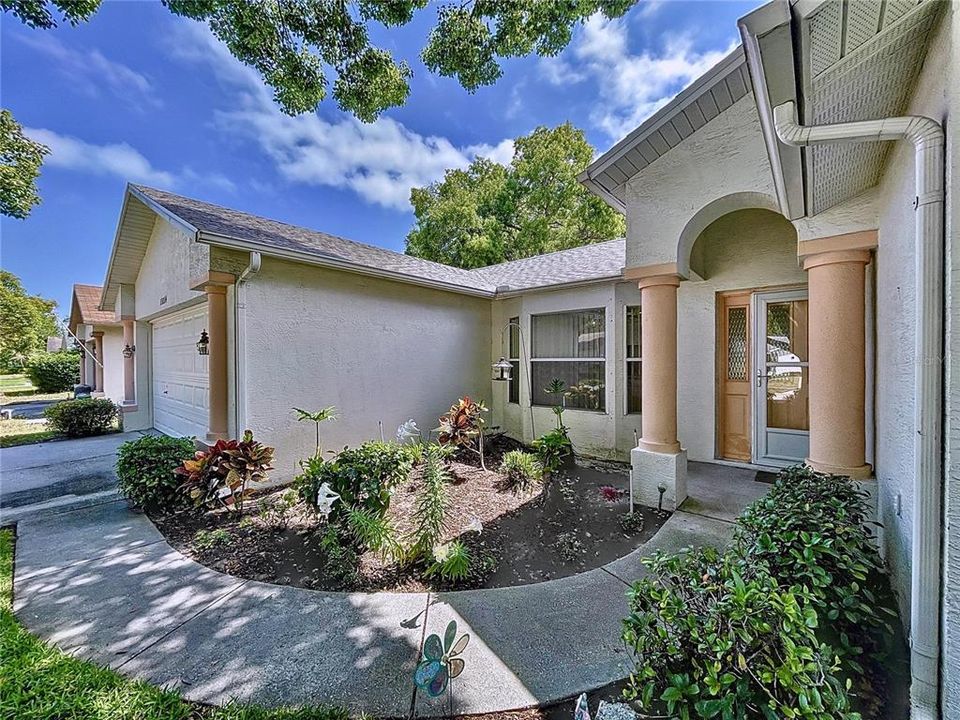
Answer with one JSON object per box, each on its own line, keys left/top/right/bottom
{"left": 1, "top": 0, "right": 759, "bottom": 317}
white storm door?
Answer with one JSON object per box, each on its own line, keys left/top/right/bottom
{"left": 752, "top": 289, "right": 809, "bottom": 467}
{"left": 152, "top": 303, "right": 209, "bottom": 438}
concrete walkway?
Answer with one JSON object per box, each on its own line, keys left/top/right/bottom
{"left": 0, "top": 431, "right": 151, "bottom": 521}
{"left": 10, "top": 463, "right": 768, "bottom": 717}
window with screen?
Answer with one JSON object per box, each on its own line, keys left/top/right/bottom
{"left": 625, "top": 306, "right": 641, "bottom": 414}
{"left": 508, "top": 316, "right": 520, "bottom": 404}
{"left": 531, "top": 308, "right": 605, "bottom": 411}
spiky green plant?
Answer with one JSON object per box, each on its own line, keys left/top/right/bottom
{"left": 346, "top": 506, "right": 401, "bottom": 561}
{"left": 408, "top": 444, "right": 452, "bottom": 562}
{"left": 294, "top": 405, "right": 338, "bottom": 456}
{"left": 500, "top": 449, "right": 543, "bottom": 492}
{"left": 426, "top": 540, "right": 471, "bottom": 582}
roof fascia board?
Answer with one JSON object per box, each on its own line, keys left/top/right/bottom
{"left": 492, "top": 274, "right": 623, "bottom": 299}
{"left": 196, "top": 231, "right": 496, "bottom": 299}
{"left": 99, "top": 184, "right": 200, "bottom": 311}
{"left": 126, "top": 185, "right": 199, "bottom": 238}
{"left": 580, "top": 176, "right": 626, "bottom": 213}
{"left": 738, "top": 0, "right": 806, "bottom": 219}
{"left": 581, "top": 47, "right": 746, "bottom": 183}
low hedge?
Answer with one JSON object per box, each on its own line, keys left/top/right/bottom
{"left": 622, "top": 466, "right": 893, "bottom": 720}
{"left": 25, "top": 352, "right": 79, "bottom": 393}
{"left": 43, "top": 398, "right": 119, "bottom": 438}
{"left": 116, "top": 434, "right": 197, "bottom": 512}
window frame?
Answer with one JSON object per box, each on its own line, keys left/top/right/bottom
{"left": 529, "top": 307, "right": 607, "bottom": 413}
{"left": 624, "top": 304, "right": 642, "bottom": 415}
{"left": 507, "top": 316, "right": 520, "bottom": 404}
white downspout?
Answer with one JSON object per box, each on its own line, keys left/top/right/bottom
{"left": 773, "top": 101, "right": 945, "bottom": 718}
{"left": 234, "top": 251, "right": 261, "bottom": 434}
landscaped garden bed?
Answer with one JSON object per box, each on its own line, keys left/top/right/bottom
{"left": 152, "top": 436, "right": 666, "bottom": 592}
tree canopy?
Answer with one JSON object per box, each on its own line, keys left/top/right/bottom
{"left": 3, "top": 0, "right": 636, "bottom": 120}
{"left": 405, "top": 123, "right": 624, "bottom": 269}
{"left": 0, "top": 109, "right": 49, "bottom": 219}
{"left": 0, "top": 270, "right": 60, "bottom": 371}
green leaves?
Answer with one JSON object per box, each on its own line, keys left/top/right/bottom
{"left": 115, "top": 434, "right": 197, "bottom": 512}
{"left": 405, "top": 124, "right": 625, "bottom": 269}
{"left": 621, "top": 465, "right": 891, "bottom": 720}
{"left": 0, "top": 110, "right": 49, "bottom": 220}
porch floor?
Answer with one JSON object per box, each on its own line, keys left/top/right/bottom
{"left": 682, "top": 461, "right": 771, "bottom": 522}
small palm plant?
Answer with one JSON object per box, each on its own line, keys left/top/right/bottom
{"left": 544, "top": 378, "right": 566, "bottom": 429}
{"left": 294, "top": 406, "right": 338, "bottom": 457}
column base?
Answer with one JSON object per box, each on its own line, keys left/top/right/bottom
{"left": 805, "top": 458, "right": 873, "bottom": 480}
{"left": 638, "top": 438, "right": 682, "bottom": 453}
{"left": 631, "top": 446, "right": 687, "bottom": 511}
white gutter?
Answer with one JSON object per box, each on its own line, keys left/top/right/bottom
{"left": 773, "top": 100, "right": 945, "bottom": 718}
{"left": 234, "top": 251, "right": 261, "bottom": 435}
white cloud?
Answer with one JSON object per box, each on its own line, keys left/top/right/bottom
{"left": 169, "top": 20, "right": 514, "bottom": 212}
{"left": 544, "top": 14, "right": 737, "bottom": 140}
{"left": 25, "top": 128, "right": 236, "bottom": 192}
{"left": 17, "top": 33, "right": 160, "bottom": 110}
{"left": 25, "top": 128, "right": 176, "bottom": 186}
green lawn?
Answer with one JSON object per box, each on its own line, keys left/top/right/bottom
{"left": 0, "top": 419, "right": 60, "bottom": 448}
{"left": 0, "top": 528, "right": 353, "bottom": 720}
{"left": 0, "top": 374, "right": 34, "bottom": 394}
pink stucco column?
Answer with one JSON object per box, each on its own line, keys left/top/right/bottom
{"left": 802, "top": 248, "right": 872, "bottom": 479}
{"left": 92, "top": 331, "right": 104, "bottom": 393}
{"left": 637, "top": 273, "right": 682, "bottom": 453}
{"left": 205, "top": 285, "right": 229, "bottom": 442}
{"left": 122, "top": 318, "right": 136, "bottom": 406}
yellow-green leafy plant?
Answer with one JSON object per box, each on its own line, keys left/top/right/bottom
{"left": 294, "top": 405, "right": 338, "bottom": 457}
{"left": 500, "top": 449, "right": 543, "bottom": 492}
{"left": 407, "top": 443, "right": 453, "bottom": 562}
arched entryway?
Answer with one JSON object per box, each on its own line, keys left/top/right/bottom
{"left": 680, "top": 207, "right": 807, "bottom": 467}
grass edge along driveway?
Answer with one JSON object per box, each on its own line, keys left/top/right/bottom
{"left": 0, "top": 527, "right": 355, "bottom": 720}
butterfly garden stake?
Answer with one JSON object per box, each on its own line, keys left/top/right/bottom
{"left": 414, "top": 620, "right": 469, "bottom": 705}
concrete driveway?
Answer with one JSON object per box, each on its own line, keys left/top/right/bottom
{"left": 0, "top": 431, "right": 150, "bottom": 521}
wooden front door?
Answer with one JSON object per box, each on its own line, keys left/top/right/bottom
{"left": 718, "top": 292, "right": 751, "bottom": 461}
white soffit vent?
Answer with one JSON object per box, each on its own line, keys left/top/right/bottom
{"left": 798, "top": 0, "right": 943, "bottom": 214}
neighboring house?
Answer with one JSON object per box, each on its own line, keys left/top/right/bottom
{"left": 85, "top": 0, "right": 958, "bottom": 716}
{"left": 67, "top": 283, "right": 126, "bottom": 403}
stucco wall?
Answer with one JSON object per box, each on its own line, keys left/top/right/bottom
{"left": 931, "top": 3, "right": 959, "bottom": 713}
{"left": 679, "top": 209, "right": 806, "bottom": 461}
{"left": 623, "top": 94, "right": 778, "bottom": 270}
{"left": 134, "top": 217, "right": 208, "bottom": 320}
{"left": 242, "top": 258, "right": 491, "bottom": 483}
{"left": 873, "top": 5, "right": 953, "bottom": 642}
{"left": 100, "top": 327, "right": 125, "bottom": 404}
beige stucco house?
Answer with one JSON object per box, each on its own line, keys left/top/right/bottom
{"left": 67, "top": 284, "right": 126, "bottom": 403}
{"left": 87, "top": 0, "right": 958, "bottom": 716}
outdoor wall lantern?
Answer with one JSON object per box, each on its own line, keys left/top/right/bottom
{"left": 122, "top": 344, "right": 136, "bottom": 359}
{"left": 492, "top": 357, "right": 513, "bottom": 382}
{"left": 196, "top": 330, "right": 210, "bottom": 356}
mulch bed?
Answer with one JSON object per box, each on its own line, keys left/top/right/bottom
{"left": 151, "top": 438, "right": 669, "bottom": 593}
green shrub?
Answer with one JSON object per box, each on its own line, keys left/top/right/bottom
{"left": 115, "top": 435, "right": 196, "bottom": 512}
{"left": 623, "top": 547, "right": 856, "bottom": 720}
{"left": 531, "top": 427, "right": 572, "bottom": 472}
{"left": 296, "top": 440, "right": 415, "bottom": 521}
{"left": 500, "top": 450, "right": 542, "bottom": 491}
{"left": 26, "top": 351, "right": 79, "bottom": 392}
{"left": 735, "top": 465, "right": 895, "bottom": 662}
{"left": 43, "top": 397, "right": 118, "bottom": 437}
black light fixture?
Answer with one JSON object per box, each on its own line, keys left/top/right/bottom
{"left": 122, "top": 344, "right": 136, "bottom": 359}
{"left": 492, "top": 357, "right": 513, "bottom": 382}
{"left": 196, "top": 330, "right": 210, "bottom": 356}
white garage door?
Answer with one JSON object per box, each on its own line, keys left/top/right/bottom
{"left": 152, "top": 303, "right": 208, "bottom": 439}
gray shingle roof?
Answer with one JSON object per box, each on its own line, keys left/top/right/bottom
{"left": 132, "top": 185, "right": 624, "bottom": 295}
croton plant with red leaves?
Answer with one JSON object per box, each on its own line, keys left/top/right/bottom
{"left": 176, "top": 430, "right": 275, "bottom": 511}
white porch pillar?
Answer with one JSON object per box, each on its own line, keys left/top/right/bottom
{"left": 92, "top": 331, "right": 104, "bottom": 393}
